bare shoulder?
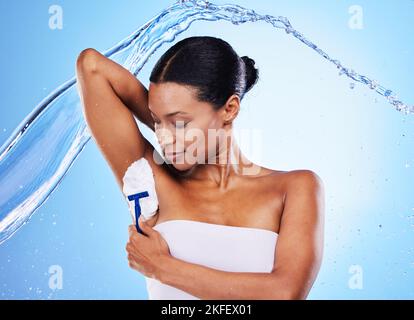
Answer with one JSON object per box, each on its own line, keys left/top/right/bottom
{"left": 284, "top": 169, "right": 324, "bottom": 189}
{"left": 280, "top": 169, "right": 325, "bottom": 219}
{"left": 259, "top": 167, "right": 324, "bottom": 202}
{"left": 264, "top": 167, "right": 323, "bottom": 187}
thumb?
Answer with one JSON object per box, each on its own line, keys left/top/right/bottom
{"left": 138, "top": 216, "right": 155, "bottom": 237}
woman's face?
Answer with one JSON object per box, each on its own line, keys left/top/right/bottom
{"left": 148, "top": 82, "right": 234, "bottom": 171}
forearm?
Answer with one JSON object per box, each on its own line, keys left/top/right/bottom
{"left": 158, "top": 256, "right": 294, "bottom": 300}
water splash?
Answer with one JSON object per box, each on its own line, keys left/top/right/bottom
{"left": 0, "top": 0, "right": 412, "bottom": 244}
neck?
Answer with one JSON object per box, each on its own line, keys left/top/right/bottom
{"left": 178, "top": 134, "right": 260, "bottom": 190}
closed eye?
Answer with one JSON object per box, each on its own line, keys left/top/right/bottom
{"left": 174, "top": 120, "right": 189, "bottom": 128}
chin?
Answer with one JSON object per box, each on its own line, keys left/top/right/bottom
{"left": 163, "top": 156, "right": 196, "bottom": 172}
{"left": 171, "top": 162, "right": 195, "bottom": 172}
{"left": 163, "top": 152, "right": 200, "bottom": 172}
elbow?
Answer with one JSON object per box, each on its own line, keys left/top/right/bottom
{"left": 76, "top": 48, "right": 101, "bottom": 74}
{"left": 268, "top": 276, "right": 310, "bottom": 300}
{"left": 274, "top": 288, "right": 307, "bottom": 300}
{"left": 284, "top": 289, "right": 308, "bottom": 300}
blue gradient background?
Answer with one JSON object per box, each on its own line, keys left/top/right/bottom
{"left": 0, "top": 0, "right": 413, "bottom": 299}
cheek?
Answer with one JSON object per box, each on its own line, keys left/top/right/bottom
{"left": 155, "top": 126, "right": 175, "bottom": 147}
{"left": 177, "top": 116, "right": 223, "bottom": 153}
{"left": 208, "top": 116, "right": 226, "bottom": 143}
{"left": 196, "top": 119, "right": 218, "bottom": 149}
{"left": 200, "top": 127, "right": 223, "bottom": 156}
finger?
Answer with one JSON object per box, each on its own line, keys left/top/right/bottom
{"left": 127, "top": 251, "right": 147, "bottom": 273}
{"left": 126, "top": 236, "right": 147, "bottom": 254}
{"left": 129, "top": 260, "right": 147, "bottom": 276}
{"left": 126, "top": 241, "right": 137, "bottom": 253}
{"left": 128, "top": 255, "right": 140, "bottom": 270}
{"left": 128, "top": 224, "right": 136, "bottom": 237}
{"left": 127, "top": 251, "right": 141, "bottom": 263}
{"left": 128, "top": 254, "right": 152, "bottom": 277}
{"left": 127, "top": 249, "right": 146, "bottom": 267}
{"left": 139, "top": 217, "right": 156, "bottom": 237}
{"left": 129, "top": 223, "right": 147, "bottom": 237}
{"left": 127, "top": 230, "right": 146, "bottom": 246}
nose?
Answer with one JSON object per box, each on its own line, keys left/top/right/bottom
{"left": 155, "top": 126, "right": 174, "bottom": 150}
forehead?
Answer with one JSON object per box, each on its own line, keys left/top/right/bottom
{"left": 148, "top": 82, "right": 197, "bottom": 110}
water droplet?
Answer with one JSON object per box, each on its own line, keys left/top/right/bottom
{"left": 3, "top": 0, "right": 414, "bottom": 248}
{"left": 349, "top": 83, "right": 355, "bottom": 89}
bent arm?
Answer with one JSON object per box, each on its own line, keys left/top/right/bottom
{"left": 76, "top": 48, "right": 153, "bottom": 189}
{"left": 77, "top": 48, "right": 155, "bottom": 132}
{"left": 157, "top": 170, "right": 325, "bottom": 300}
{"left": 158, "top": 256, "right": 294, "bottom": 300}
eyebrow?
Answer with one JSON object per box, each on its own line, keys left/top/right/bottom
{"left": 166, "top": 111, "right": 189, "bottom": 117}
{"left": 150, "top": 110, "right": 189, "bottom": 118}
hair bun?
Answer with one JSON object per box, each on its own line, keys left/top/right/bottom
{"left": 241, "top": 56, "right": 259, "bottom": 94}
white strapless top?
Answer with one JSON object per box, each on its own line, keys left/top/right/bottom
{"left": 145, "top": 219, "right": 278, "bottom": 300}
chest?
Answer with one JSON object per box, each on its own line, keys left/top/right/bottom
{"left": 154, "top": 175, "right": 285, "bottom": 234}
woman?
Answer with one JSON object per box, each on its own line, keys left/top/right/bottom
{"left": 75, "top": 36, "right": 325, "bottom": 300}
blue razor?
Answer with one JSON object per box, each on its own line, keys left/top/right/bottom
{"left": 127, "top": 191, "right": 149, "bottom": 234}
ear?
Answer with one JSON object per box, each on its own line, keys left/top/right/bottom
{"left": 222, "top": 94, "right": 240, "bottom": 125}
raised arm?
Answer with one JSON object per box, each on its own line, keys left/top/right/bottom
{"left": 75, "top": 48, "right": 154, "bottom": 189}
{"left": 77, "top": 48, "right": 155, "bottom": 131}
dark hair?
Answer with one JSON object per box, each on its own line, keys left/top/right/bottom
{"left": 149, "top": 36, "right": 259, "bottom": 110}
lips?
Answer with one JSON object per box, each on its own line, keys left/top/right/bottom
{"left": 165, "top": 151, "right": 184, "bottom": 159}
